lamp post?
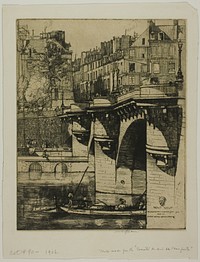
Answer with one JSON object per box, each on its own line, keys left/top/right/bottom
{"left": 111, "top": 67, "right": 120, "bottom": 96}
{"left": 61, "top": 89, "right": 65, "bottom": 114}
{"left": 176, "top": 39, "right": 184, "bottom": 82}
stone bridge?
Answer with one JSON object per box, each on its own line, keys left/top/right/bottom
{"left": 59, "top": 86, "right": 185, "bottom": 228}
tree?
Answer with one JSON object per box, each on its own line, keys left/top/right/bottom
{"left": 25, "top": 72, "right": 50, "bottom": 109}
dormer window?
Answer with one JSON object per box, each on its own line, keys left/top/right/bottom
{"left": 150, "top": 32, "right": 155, "bottom": 40}
{"left": 159, "top": 32, "right": 164, "bottom": 41}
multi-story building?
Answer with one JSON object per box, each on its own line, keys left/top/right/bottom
{"left": 73, "top": 20, "right": 185, "bottom": 102}
{"left": 72, "top": 34, "right": 134, "bottom": 102}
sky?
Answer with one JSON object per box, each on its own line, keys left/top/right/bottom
{"left": 18, "top": 19, "right": 148, "bottom": 58}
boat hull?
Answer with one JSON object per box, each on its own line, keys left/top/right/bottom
{"left": 60, "top": 207, "right": 146, "bottom": 218}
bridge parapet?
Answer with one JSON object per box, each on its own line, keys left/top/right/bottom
{"left": 117, "top": 83, "right": 178, "bottom": 103}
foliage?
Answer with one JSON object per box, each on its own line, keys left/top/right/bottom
{"left": 25, "top": 72, "right": 50, "bottom": 108}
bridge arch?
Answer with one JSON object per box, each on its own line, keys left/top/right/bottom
{"left": 54, "top": 162, "right": 68, "bottom": 180}
{"left": 117, "top": 116, "right": 171, "bottom": 168}
{"left": 115, "top": 115, "right": 174, "bottom": 202}
{"left": 117, "top": 119, "right": 147, "bottom": 171}
{"left": 29, "top": 162, "right": 42, "bottom": 180}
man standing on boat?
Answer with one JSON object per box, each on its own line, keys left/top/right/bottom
{"left": 68, "top": 192, "right": 73, "bottom": 208}
{"left": 83, "top": 196, "right": 88, "bottom": 208}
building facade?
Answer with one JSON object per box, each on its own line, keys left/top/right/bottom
{"left": 73, "top": 20, "right": 185, "bottom": 102}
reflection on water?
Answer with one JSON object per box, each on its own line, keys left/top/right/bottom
{"left": 17, "top": 184, "right": 146, "bottom": 230}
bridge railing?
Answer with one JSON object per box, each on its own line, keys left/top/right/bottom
{"left": 116, "top": 83, "right": 178, "bottom": 102}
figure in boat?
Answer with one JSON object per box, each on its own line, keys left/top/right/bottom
{"left": 115, "top": 198, "right": 127, "bottom": 210}
{"left": 67, "top": 192, "right": 73, "bottom": 208}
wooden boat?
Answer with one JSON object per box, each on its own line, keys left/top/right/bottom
{"left": 32, "top": 206, "right": 63, "bottom": 213}
{"left": 60, "top": 206, "right": 146, "bottom": 217}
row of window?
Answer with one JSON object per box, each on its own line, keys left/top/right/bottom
{"left": 150, "top": 62, "right": 176, "bottom": 74}
{"left": 83, "top": 42, "right": 173, "bottom": 71}
{"left": 84, "top": 51, "right": 123, "bottom": 68}
{"left": 83, "top": 63, "right": 146, "bottom": 81}
{"left": 151, "top": 46, "right": 175, "bottom": 57}
{"left": 79, "top": 74, "right": 141, "bottom": 90}
{"left": 86, "top": 60, "right": 103, "bottom": 70}
{"left": 129, "top": 49, "right": 146, "bottom": 58}
{"left": 142, "top": 32, "right": 166, "bottom": 44}
{"left": 84, "top": 62, "right": 122, "bottom": 74}
{"left": 84, "top": 60, "right": 175, "bottom": 78}
{"left": 78, "top": 63, "right": 175, "bottom": 92}
{"left": 85, "top": 52, "right": 147, "bottom": 71}
{"left": 84, "top": 56, "right": 175, "bottom": 79}
{"left": 150, "top": 32, "right": 166, "bottom": 41}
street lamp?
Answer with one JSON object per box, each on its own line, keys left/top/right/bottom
{"left": 111, "top": 67, "right": 120, "bottom": 96}
{"left": 176, "top": 38, "right": 184, "bottom": 82}
{"left": 61, "top": 89, "right": 65, "bottom": 114}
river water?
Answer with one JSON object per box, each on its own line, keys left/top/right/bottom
{"left": 17, "top": 185, "right": 146, "bottom": 230}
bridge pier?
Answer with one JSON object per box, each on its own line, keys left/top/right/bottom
{"left": 145, "top": 105, "right": 184, "bottom": 228}
{"left": 59, "top": 94, "right": 185, "bottom": 228}
{"left": 71, "top": 117, "right": 89, "bottom": 157}
{"left": 94, "top": 138, "right": 116, "bottom": 205}
{"left": 174, "top": 98, "right": 185, "bottom": 227}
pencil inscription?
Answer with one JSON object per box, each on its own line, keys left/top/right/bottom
{"left": 99, "top": 246, "right": 193, "bottom": 254}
